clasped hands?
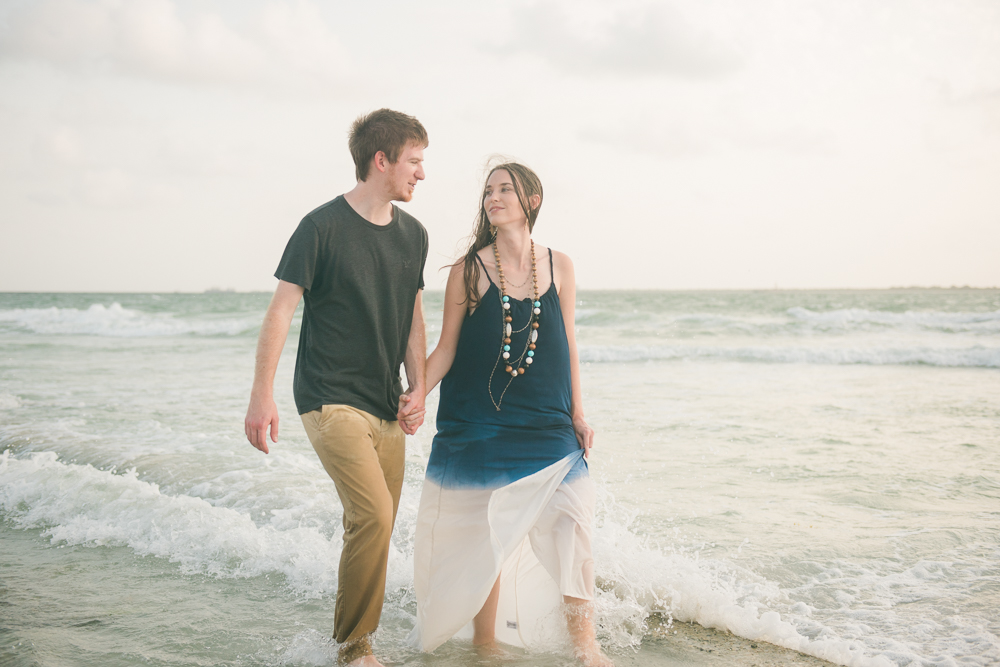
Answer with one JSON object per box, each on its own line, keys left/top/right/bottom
{"left": 397, "top": 388, "right": 426, "bottom": 435}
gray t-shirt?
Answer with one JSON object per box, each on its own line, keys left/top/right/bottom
{"left": 274, "top": 195, "right": 427, "bottom": 420}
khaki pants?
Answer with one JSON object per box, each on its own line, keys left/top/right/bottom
{"left": 301, "top": 404, "right": 405, "bottom": 663}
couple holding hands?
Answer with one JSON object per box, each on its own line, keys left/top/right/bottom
{"left": 245, "top": 109, "right": 610, "bottom": 667}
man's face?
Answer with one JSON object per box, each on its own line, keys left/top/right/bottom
{"left": 385, "top": 143, "right": 426, "bottom": 202}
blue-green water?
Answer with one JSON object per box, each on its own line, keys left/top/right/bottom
{"left": 1, "top": 290, "right": 998, "bottom": 666}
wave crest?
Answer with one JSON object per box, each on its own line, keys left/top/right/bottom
{"left": 579, "top": 344, "right": 1000, "bottom": 368}
{"left": 787, "top": 307, "right": 1000, "bottom": 334}
{"left": 1, "top": 450, "right": 902, "bottom": 666}
{"left": 0, "top": 303, "right": 257, "bottom": 337}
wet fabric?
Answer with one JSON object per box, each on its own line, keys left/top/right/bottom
{"left": 411, "top": 456, "right": 596, "bottom": 652}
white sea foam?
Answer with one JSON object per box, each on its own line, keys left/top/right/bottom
{"left": 783, "top": 555, "right": 1000, "bottom": 666}
{"left": 2, "top": 290, "right": 996, "bottom": 666}
{"left": 0, "top": 303, "right": 257, "bottom": 337}
{"left": 0, "top": 393, "right": 22, "bottom": 409}
{"left": 788, "top": 307, "right": 1000, "bottom": 334}
{"left": 0, "top": 450, "right": 344, "bottom": 595}
{"left": 579, "top": 344, "right": 1000, "bottom": 368}
{"left": 0, "top": 450, "right": 916, "bottom": 667}
{"left": 589, "top": 492, "right": 903, "bottom": 667}
{"left": 574, "top": 306, "right": 1000, "bottom": 338}
{"left": 274, "top": 629, "right": 338, "bottom": 665}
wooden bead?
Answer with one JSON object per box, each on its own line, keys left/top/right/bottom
{"left": 517, "top": 367, "right": 525, "bottom": 375}
{"left": 505, "top": 316, "right": 512, "bottom": 323}
{"left": 504, "top": 338, "right": 511, "bottom": 344}
{"left": 505, "top": 365, "right": 512, "bottom": 373}
{"left": 531, "top": 322, "right": 539, "bottom": 329}
{"left": 529, "top": 343, "right": 536, "bottom": 350}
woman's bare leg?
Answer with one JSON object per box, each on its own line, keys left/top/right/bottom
{"left": 472, "top": 575, "right": 502, "bottom": 647}
{"left": 564, "top": 596, "right": 613, "bottom": 667}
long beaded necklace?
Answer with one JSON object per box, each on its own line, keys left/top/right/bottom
{"left": 487, "top": 239, "right": 542, "bottom": 411}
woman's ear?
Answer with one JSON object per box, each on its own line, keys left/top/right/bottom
{"left": 529, "top": 194, "right": 541, "bottom": 211}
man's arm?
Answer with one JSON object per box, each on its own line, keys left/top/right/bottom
{"left": 398, "top": 290, "right": 427, "bottom": 435}
{"left": 245, "top": 280, "right": 304, "bottom": 453}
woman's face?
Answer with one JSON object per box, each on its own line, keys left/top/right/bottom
{"left": 483, "top": 170, "right": 527, "bottom": 228}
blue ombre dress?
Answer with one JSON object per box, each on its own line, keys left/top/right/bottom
{"left": 411, "top": 251, "right": 596, "bottom": 652}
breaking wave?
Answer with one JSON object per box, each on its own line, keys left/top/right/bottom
{"left": 1, "top": 450, "right": 899, "bottom": 666}
{"left": 0, "top": 303, "right": 258, "bottom": 337}
{"left": 578, "top": 344, "right": 1000, "bottom": 368}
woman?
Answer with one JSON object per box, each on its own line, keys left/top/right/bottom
{"left": 402, "top": 162, "right": 612, "bottom": 666}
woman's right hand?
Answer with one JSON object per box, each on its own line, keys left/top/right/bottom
{"left": 572, "top": 414, "right": 594, "bottom": 458}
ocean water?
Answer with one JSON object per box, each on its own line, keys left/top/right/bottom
{"left": 1, "top": 289, "right": 998, "bottom": 667}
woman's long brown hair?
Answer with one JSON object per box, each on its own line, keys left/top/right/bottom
{"left": 458, "top": 162, "right": 544, "bottom": 310}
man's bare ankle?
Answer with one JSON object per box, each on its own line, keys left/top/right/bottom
{"left": 338, "top": 634, "right": 377, "bottom": 667}
{"left": 344, "top": 655, "right": 384, "bottom": 667}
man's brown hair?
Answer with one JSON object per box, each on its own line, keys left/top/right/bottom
{"left": 348, "top": 109, "right": 428, "bottom": 182}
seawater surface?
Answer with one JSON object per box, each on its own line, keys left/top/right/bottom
{"left": 1, "top": 290, "right": 998, "bottom": 667}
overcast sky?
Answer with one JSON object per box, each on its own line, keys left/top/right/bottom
{"left": 1, "top": 0, "right": 998, "bottom": 292}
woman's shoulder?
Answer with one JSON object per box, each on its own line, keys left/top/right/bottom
{"left": 544, "top": 248, "right": 575, "bottom": 296}
{"left": 445, "top": 253, "right": 491, "bottom": 307}
{"left": 474, "top": 246, "right": 493, "bottom": 265}
{"left": 533, "top": 244, "right": 571, "bottom": 262}
{"left": 546, "top": 247, "right": 574, "bottom": 272}
{"left": 445, "top": 257, "right": 468, "bottom": 287}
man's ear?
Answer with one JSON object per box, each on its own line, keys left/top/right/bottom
{"left": 373, "top": 150, "right": 389, "bottom": 174}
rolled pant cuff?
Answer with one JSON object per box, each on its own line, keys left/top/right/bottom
{"left": 337, "top": 633, "right": 373, "bottom": 666}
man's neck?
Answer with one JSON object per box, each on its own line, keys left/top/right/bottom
{"left": 343, "top": 181, "right": 395, "bottom": 226}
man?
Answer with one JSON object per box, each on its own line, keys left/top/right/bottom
{"left": 244, "top": 108, "right": 428, "bottom": 667}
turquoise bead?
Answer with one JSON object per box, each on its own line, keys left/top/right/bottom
{"left": 504, "top": 345, "right": 510, "bottom": 352}
{"left": 502, "top": 295, "right": 509, "bottom": 303}
{"left": 533, "top": 300, "right": 541, "bottom": 307}
{"left": 527, "top": 350, "right": 534, "bottom": 357}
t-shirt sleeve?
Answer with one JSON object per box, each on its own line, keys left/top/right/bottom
{"left": 274, "top": 217, "right": 321, "bottom": 291}
{"left": 417, "top": 226, "right": 428, "bottom": 290}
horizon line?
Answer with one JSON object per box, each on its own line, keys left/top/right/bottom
{"left": 2, "top": 285, "right": 999, "bottom": 295}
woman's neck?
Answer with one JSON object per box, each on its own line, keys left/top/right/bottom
{"left": 493, "top": 226, "right": 533, "bottom": 272}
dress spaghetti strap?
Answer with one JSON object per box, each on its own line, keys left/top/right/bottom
{"left": 548, "top": 248, "right": 554, "bottom": 282}
{"left": 475, "top": 253, "right": 494, "bottom": 286}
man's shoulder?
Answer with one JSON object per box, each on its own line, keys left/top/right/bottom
{"left": 303, "top": 195, "right": 347, "bottom": 226}
{"left": 393, "top": 206, "right": 428, "bottom": 239}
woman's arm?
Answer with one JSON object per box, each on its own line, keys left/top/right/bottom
{"left": 554, "top": 252, "right": 595, "bottom": 457}
{"left": 427, "top": 261, "right": 469, "bottom": 392}
{"left": 398, "top": 261, "right": 469, "bottom": 423}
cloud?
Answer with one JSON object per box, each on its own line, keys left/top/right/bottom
{"left": 0, "top": 0, "right": 350, "bottom": 89}
{"left": 580, "top": 113, "right": 833, "bottom": 158}
{"left": 499, "top": 0, "right": 738, "bottom": 79}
